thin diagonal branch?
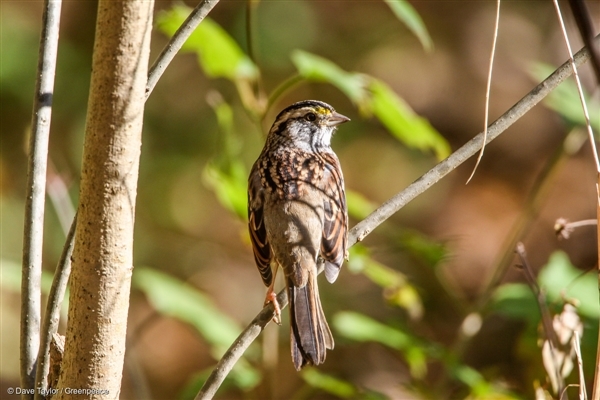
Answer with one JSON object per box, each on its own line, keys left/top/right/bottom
{"left": 34, "top": 214, "right": 76, "bottom": 400}
{"left": 515, "top": 243, "right": 563, "bottom": 395}
{"left": 195, "top": 289, "right": 287, "bottom": 400}
{"left": 196, "top": 34, "right": 600, "bottom": 399}
{"left": 21, "top": 0, "right": 62, "bottom": 395}
{"left": 146, "top": 0, "right": 219, "bottom": 99}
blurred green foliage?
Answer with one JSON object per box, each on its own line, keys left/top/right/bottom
{"left": 3, "top": 1, "right": 599, "bottom": 399}
{"left": 301, "top": 368, "right": 388, "bottom": 399}
{"left": 383, "top": 0, "right": 433, "bottom": 53}
{"left": 133, "top": 267, "right": 260, "bottom": 389}
{"left": 292, "top": 50, "right": 450, "bottom": 159}
{"left": 157, "top": 6, "right": 259, "bottom": 82}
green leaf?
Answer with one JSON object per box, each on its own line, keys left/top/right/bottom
{"left": 347, "top": 245, "right": 423, "bottom": 319}
{"left": 291, "top": 50, "right": 368, "bottom": 105}
{"left": 333, "top": 311, "right": 427, "bottom": 378}
{"left": 369, "top": 79, "right": 450, "bottom": 159}
{"left": 489, "top": 283, "right": 539, "bottom": 321}
{"left": 334, "top": 311, "right": 412, "bottom": 350}
{"left": 301, "top": 369, "right": 356, "bottom": 398}
{"left": 538, "top": 251, "right": 599, "bottom": 319}
{"left": 383, "top": 0, "right": 433, "bottom": 52}
{"left": 530, "top": 63, "right": 600, "bottom": 129}
{"left": 453, "top": 365, "right": 491, "bottom": 396}
{"left": 291, "top": 51, "right": 449, "bottom": 158}
{"left": 156, "top": 6, "right": 258, "bottom": 81}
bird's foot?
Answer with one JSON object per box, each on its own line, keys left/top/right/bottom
{"left": 264, "top": 289, "right": 281, "bottom": 325}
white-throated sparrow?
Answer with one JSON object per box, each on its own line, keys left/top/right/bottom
{"left": 248, "top": 100, "right": 349, "bottom": 370}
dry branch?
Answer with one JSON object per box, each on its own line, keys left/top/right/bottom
{"left": 21, "top": 0, "right": 62, "bottom": 397}
{"left": 146, "top": 0, "right": 219, "bottom": 98}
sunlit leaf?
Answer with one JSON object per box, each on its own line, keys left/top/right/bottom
{"left": 369, "top": 79, "right": 450, "bottom": 159}
{"left": 333, "top": 311, "right": 427, "bottom": 378}
{"left": 530, "top": 63, "right": 600, "bottom": 130}
{"left": 538, "top": 251, "right": 598, "bottom": 319}
{"left": 454, "top": 366, "right": 497, "bottom": 398}
{"left": 291, "top": 50, "right": 368, "bottom": 105}
{"left": 157, "top": 6, "right": 258, "bottom": 81}
{"left": 452, "top": 364, "right": 488, "bottom": 392}
{"left": 383, "top": 0, "right": 433, "bottom": 52}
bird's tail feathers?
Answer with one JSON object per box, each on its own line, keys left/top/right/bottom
{"left": 288, "top": 273, "right": 334, "bottom": 371}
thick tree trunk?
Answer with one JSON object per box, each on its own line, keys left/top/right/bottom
{"left": 53, "top": 1, "right": 153, "bottom": 398}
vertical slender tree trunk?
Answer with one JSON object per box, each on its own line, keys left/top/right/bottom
{"left": 53, "top": 1, "right": 153, "bottom": 398}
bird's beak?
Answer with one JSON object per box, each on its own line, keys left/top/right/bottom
{"left": 326, "top": 112, "right": 350, "bottom": 127}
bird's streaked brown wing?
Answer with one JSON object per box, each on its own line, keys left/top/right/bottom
{"left": 248, "top": 163, "right": 272, "bottom": 287}
{"left": 319, "top": 153, "right": 347, "bottom": 284}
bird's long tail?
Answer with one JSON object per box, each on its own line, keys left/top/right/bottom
{"left": 288, "top": 272, "right": 334, "bottom": 370}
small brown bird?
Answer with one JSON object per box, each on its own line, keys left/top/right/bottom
{"left": 248, "top": 100, "right": 349, "bottom": 370}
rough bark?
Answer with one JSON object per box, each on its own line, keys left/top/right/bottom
{"left": 53, "top": 1, "right": 153, "bottom": 399}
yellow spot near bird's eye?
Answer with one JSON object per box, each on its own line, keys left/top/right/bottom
{"left": 314, "top": 107, "right": 330, "bottom": 116}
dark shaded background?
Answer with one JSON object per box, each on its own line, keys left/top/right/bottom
{"left": 2, "top": 1, "right": 599, "bottom": 399}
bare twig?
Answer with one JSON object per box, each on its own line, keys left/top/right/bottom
{"left": 554, "top": 217, "right": 597, "bottom": 240}
{"left": 195, "top": 289, "right": 287, "bottom": 400}
{"left": 21, "top": 0, "right": 62, "bottom": 395}
{"left": 195, "top": 36, "right": 600, "bottom": 399}
{"left": 553, "top": 0, "right": 599, "bottom": 172}
{"left": 34, "top": 214, "right": 76, "bottom": 400}
{"left": 573, "top": 330, "right": 588, "bottom": 400}
{"left": 515, "top": 243, "right": 559, "bottom": 347}
{"left": 467, "top": 0, "right": 501, "bottom": 184}
{"left": 515, "top": 243, "right": 563, "bottom": 396}
{"left": 146, "top": 0, "right": 219, "bottom": 99}
{"left": 568, "top": 0, "right": 600, "bottom": 84}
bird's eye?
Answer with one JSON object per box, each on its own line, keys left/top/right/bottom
{"left": 306, "top": 112, "right": 317, "bottom": 122}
